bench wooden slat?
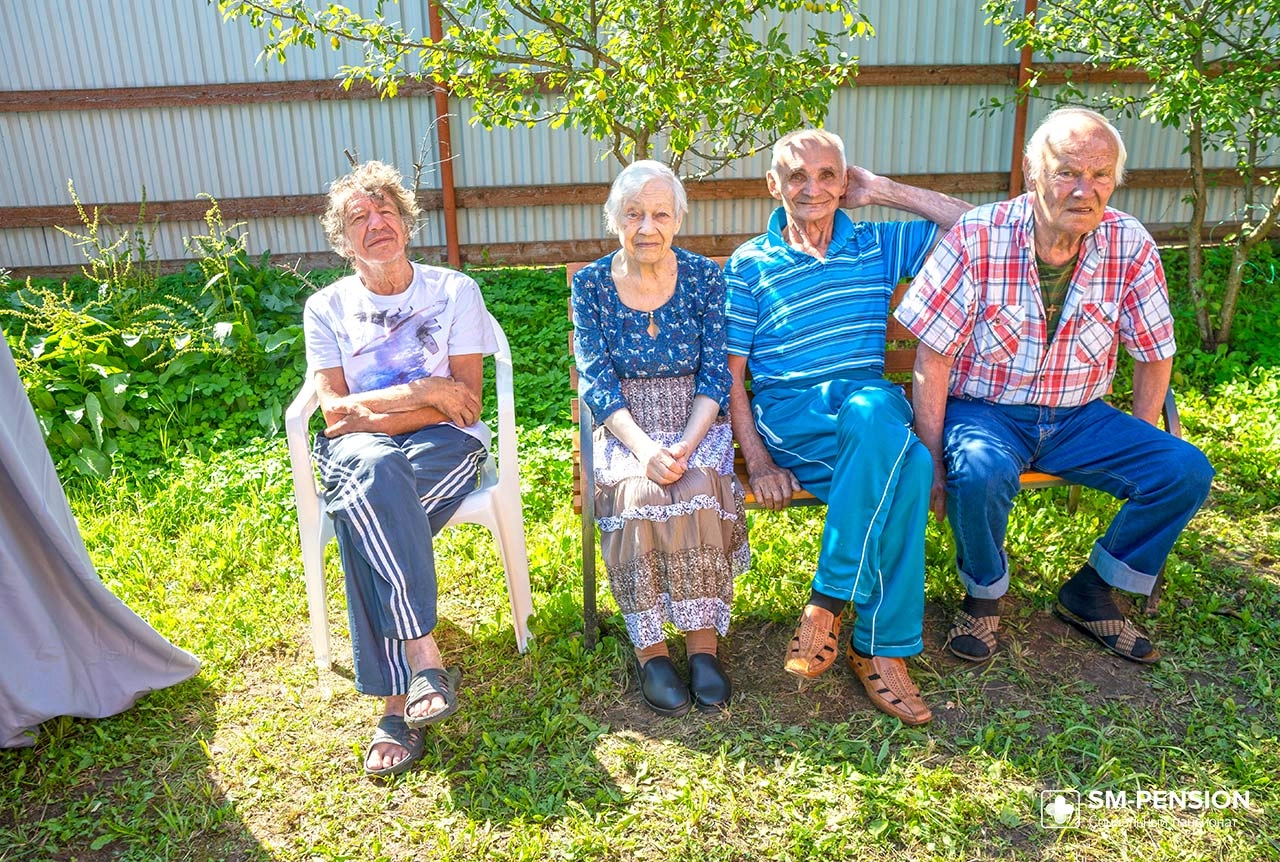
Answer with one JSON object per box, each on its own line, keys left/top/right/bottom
{"left": 886, "top": 319, "right": 914, "bottom": 341}
{"left": 883, "top": 351, "right": 916, "bottom": 376}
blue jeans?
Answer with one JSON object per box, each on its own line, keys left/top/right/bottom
{"left": 754, "top": 377, "right": 931, "bottom": 657}
{"left": 943, "top": 397, "right": 1213, "bottom": 599}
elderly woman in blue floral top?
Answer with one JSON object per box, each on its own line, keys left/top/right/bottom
{"left": 572, "top": 160, "right": 749, "bottom": 716}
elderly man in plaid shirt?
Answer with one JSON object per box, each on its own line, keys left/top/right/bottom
{"left": 896, "top": 108, "right": 1213, "bottom": 664}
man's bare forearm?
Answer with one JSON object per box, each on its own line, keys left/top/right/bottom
{"left": 912, "top": 345, "right": 954, "bottom": 461}
{"left": 342, "top": 375, "right": 454, "bottom": 414}
{"left": 727, "top": 357, "right": 775, "bottom": 472}
{"left": 869, "top": 175, "right": 972, "bottom": 231}
{"left": 1131, "top": 357, "right": 1173, "bottom": 426}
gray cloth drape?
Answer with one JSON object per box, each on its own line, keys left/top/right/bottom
{"left": 0, "top": 334, "right": 199, "bottom": 748}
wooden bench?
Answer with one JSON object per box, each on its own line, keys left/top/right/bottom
{"left": 566, "top": 260, "right": 1181, "bottom": 647}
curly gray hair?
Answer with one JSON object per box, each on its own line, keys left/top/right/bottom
{"left": 321, "top": 161, "right": 422, "bottom": 258}
{"left": 603, "top": 160, "right": 688, "bottom": 235}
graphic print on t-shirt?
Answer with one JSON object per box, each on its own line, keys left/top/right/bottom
{"left": 346, "top": 300, "right": 449, "bottom": 392}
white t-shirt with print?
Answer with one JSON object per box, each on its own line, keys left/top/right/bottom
{"left": 303, "top": 263, "right": 498, "bottom": 446}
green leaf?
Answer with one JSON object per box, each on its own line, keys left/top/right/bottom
{"left": 84, "top": 393, "right": 105, "bottom": 445}
{"left": 68, "top": 446, "right": 111, "bottom": 478}
{"left": 262, "top": 326, "right": 301, "bottom": 352}
{"left": 31, "top": 388, "right": 57, "bottom": 411}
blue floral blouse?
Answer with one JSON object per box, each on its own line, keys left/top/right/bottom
{"left": 572, "top": 247, "right": 732, "bottom": 422}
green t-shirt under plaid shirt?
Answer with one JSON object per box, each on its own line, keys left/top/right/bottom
{"left": 1037, "top": 254, "right": 1077, "bottom": 339}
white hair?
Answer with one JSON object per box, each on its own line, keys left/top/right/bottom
{"left": 1025, "top": 108, "right": 1128, "bottom": 187}
{"left": 770, "top": 128, "right": 847, "bottom": 177}
{"left": 603, "top": 160, "right": 688, "bottom": 234}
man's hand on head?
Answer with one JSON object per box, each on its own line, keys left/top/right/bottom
{"left": 840, "top": 165, "right": 880, "bottom": 210}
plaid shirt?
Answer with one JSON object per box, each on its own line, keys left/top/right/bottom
{"left": 894, "top": 194, "right": 1175, "bottom": 407}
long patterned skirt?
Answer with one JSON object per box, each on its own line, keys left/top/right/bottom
{"left": 594, "top": 375, "right": 750, "bottom": 649}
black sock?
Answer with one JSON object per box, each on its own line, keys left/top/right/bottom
{"left": 808, "top": 588, "right": 846, "bottom": 615}
{"left": 1058, "top": 564, "right": 1121, "bottom": 620}
{"left": 1058, "top": 564, "right": 1151, "bottom": 658}
{"left": 962, "top": 595, "right": 1000, "bottom": 618}
{"left": 949, "top": 594, "right": 999, "bottom": 659}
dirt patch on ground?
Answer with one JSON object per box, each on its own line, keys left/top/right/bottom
{"left": 591, "top": 596, "right": 1172, "bottom": 737}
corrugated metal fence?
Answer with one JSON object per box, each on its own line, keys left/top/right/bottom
{"left": 0, "top": 0, "right": 1263, "bottom": 275}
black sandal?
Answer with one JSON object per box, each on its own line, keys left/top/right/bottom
{"left": 1054, "top": 604, "right": 1160, "bottom": 664}
{"left": 364, "top": 714, "right": 425, "bottom": 777}
{"left": 404, "top": 666, "right": 462, "bottom": 728}
{"left": 947, "top": 610, "right": 1000, "bottom": 662}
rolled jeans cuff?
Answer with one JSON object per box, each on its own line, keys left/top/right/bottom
{"left": 959, "top": 568, "right": 1009, "bottom": 600}
{"left": 1090, "top": 542, "right": 1158, "bottom": 596}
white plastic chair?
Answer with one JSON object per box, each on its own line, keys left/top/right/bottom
{"left": 284, "top": 311, "right": 533, "bottom": 671}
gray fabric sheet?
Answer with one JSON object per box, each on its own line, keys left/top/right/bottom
{"left": 0, "top": 333, "right": 200, "bottom": 748}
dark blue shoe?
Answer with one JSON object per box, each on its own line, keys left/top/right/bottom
{"left": 688, "top": 653, "right": 732, "bottom": 712}
{"left": 638, "top": 656, "right": 691, "bottom": 717}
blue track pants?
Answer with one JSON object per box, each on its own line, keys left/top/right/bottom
{"left": 753, "top": 377, "right": 930, "bottom": 657}
{"left": 313, "top": 425, "right": 484, "bottom": 696}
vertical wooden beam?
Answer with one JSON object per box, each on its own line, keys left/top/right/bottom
{"left": 1008, "top": 0, "right": 1038, "bottom": 198}
{"left": 428, "top": 0, "right": 462, "bottom": 268}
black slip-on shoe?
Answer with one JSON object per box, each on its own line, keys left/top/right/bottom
{"left": 637, "top": 655, "right": 691, "bottom": 717}
{"left": 688, "top": 653, "right": 732, "bottom": 712}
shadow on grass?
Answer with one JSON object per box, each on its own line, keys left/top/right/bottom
{"left": 546, "top": 483, "right": 1279, "bottom": 856}
{"left": 386, "top": 616, "right": 628, "bottom": 826}
{"left": 0, "top": 673, "right": 270, "bottom": 861}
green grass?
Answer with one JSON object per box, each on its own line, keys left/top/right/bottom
{"left": 2, "top": 263, "right": 1279, "bottom": 861}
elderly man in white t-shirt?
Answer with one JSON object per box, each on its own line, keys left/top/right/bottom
{"left": 302, "top": 161, "right": 497, "bottom": 777}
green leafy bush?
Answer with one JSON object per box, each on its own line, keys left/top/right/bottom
{"left": 1, "top": 190, "right": 311, "bottom": 476}
{"left": 467, "top": 265, "right": 571, "bottom": 428}
{"left": 1163, "top": 240, "right": 1280, "bottom": 389}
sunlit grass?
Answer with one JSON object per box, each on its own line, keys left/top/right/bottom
{"left": 2, "top": 265, "right": 1278, "bottom": 860}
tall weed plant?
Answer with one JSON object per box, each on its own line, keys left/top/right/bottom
{"left": 0, "top": 185, "right": 309, "bottom": 477}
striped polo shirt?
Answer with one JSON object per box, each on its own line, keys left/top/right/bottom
{"left": 725, "top": 208, "right": 937, "bottom": 391}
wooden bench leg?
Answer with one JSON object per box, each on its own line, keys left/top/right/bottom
{"left": 1143, "top": 566, "right": 1165, "bottom": 617}
{"left": 579, "top": 405, "right": 599, "bottom": 649}
{"left": 583, "top": 506, "right": 598, "bottom": 649}
{"left": 1067, "top": 483, "right": 1082, "bottom": 515}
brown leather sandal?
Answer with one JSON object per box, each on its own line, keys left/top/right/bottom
{"left": 846, "top": 648, "right": 933, "bottom": 726}
{"left": 784, "top": 606, "right": 841, "bottom": 680}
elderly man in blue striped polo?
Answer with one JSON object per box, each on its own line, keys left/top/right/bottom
{"left": 724, "top": 129, "right": 971, "bottom": 725}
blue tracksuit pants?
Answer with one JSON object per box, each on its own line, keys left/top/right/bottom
{"left": 752, "top": 376, "right": 930, "bottom": 657}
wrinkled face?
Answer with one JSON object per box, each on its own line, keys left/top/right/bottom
{"left": 767, "top": 137, "right": 847, "bottom": 226}
{"left": 343, "top": 192, "right": 409, "bottom": 264}
{"left": 1028, "top": 121, "right": 1120, "bottom": 245}
{"left": 617, "top": 179, "right": 682, "bottom": 263}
